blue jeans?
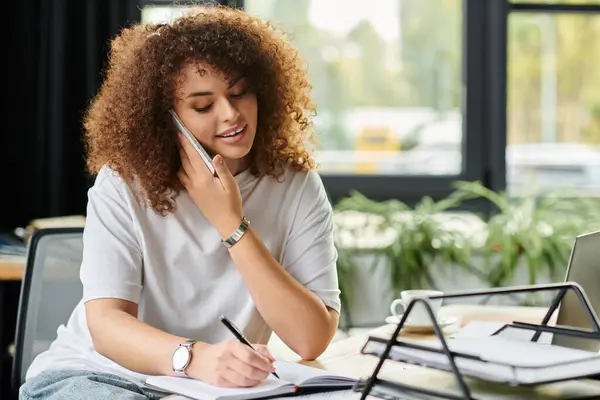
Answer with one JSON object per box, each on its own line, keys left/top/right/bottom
{"left": 20, "top": 370, "right": 167, "bottom": 400}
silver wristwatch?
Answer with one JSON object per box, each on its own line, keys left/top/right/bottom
{"left": 171, "top": 339, "right": 197, "bottom": 377}
{"left": 222, "top": 216, "right": 250, "bottom": 248}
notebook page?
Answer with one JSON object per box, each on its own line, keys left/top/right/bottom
{"left": 273, "top": 361, "right": 332, "bottom": 384}
{"left": 273, "top": 361, "right": 356, "bottom": 387}
{"left": 283, "top": 391, "right": 382, "bottom": 399}
{"left": 163, "top": 393, "right": 376, "bottom": 400}
{"left": 162, "top": 393, "right": 373, "bottom": 400}
{"left": 146, "top": 374, "right": 290, "bottom": 400}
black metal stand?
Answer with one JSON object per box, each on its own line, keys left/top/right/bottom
{"left": 354, "top": 282, "right": 600, "bottom": 400}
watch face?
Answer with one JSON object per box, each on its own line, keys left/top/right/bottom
{"left": 172, "top": 346, "right": 190, "bottom": 370}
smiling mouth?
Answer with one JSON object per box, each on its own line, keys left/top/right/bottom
{"left": 216, "top": 125, "right": 247, "bottom": 138}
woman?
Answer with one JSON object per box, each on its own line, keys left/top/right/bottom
{"left": 21, "top": 5, "right": 340, "bottom": 399}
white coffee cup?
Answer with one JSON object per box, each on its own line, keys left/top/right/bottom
{"left": 389, "top": 289, "right": 443, "bottom": 326}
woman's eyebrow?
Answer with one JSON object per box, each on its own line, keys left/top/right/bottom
{"left": 186, "top": 76, "right": 246, "bottom": 98}
{"left": 186, "top": 91, "right": 212, "bottom": 98}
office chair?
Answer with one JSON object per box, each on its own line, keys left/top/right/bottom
{"left": 11, "top": 227, "right": 84, "bottom": 395}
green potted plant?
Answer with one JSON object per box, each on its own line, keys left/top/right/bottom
{"left": 333, "top": 189, "right": 475, "bottom": 326}
{"left": 452, "top": 181, "right": 594, "bottom": 292}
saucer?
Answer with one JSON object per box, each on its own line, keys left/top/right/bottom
{"left": 385, "top": 315, "right": 458, "bottom": 333}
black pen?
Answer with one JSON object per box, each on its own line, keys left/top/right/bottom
{"left": 219, "top": 315, "right": 280, "bottom": 379}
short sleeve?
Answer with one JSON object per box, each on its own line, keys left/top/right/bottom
{"left": 281, "top": 171, "right": 341, "bottom": 313}
{"left": 80, "top": 168, "right": 143, "bottom": 304}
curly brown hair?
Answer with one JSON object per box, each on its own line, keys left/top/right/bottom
{"left": 83, "top": 5, "right": 316, "bottom": 215}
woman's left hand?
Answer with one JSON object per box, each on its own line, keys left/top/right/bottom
{"left": 177, "top": 133, "right": 244, "bottom": 239}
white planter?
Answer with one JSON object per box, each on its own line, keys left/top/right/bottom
{"left": 340, "top": 251, "right": 560, "bottom": 328}
{"left": 340, "top": 252, "right": 395, "bottom": 328}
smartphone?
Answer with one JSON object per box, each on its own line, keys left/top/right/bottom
{"left": 170, "top": 108, "right": 215, "bottom": 175}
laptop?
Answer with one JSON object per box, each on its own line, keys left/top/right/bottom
{"left": 552, "top": 230, "right": 600, "bottom": 353}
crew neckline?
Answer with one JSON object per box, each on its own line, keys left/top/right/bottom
{"left": 233, "top": 167, "right": 257, "bottom": 188}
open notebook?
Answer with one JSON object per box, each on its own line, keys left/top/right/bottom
{"left": 145, "top": 361, "right": 356, "bottom": 400}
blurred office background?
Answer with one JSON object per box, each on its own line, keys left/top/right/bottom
{"left": 2, "top": 0, "right": 600, "bottom": 392}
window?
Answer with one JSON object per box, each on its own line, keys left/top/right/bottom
{"left": 244, "top": 0, "right": 463, "bottom": 178}
{"left": 144, "top": 0, "right": 464, "bottom": 177}
{"left": 507, "top": 4, "right": 600, "bottom": 196}
{"left": 141, "top": 0, "right": 484, "bottom": 204}
{"left": 141, "top": 4, "right": 195, "bottom": 23}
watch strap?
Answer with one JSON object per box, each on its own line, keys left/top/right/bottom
{"left": 173, "top": 370, "right": 188, "bottom": 378}
{"left": 222, "top": 216, "right": 250, "bottom": 248}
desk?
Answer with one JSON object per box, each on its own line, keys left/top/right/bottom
{"left": 0, "top": 258, "right": 25, "bottom": 281}
{"left": 291, "top": 305, "right": 600, "bottom": 399}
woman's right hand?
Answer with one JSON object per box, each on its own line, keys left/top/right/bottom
{"left": 186, "top": 339, "right": 276, "bottom": 387}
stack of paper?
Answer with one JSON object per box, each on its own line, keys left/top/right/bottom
{"left": 362, "top": 335, "right": 600, "bottom": 386}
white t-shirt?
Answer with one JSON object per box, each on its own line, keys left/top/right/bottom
{"left": 25, "top": 165, "right": 341, "bottom": 383}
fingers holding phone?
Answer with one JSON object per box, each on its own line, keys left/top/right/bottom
{"left": 175, "top": 128, "right": 243, "bottom": 238}
{"left": 170, "top": 109, "right": 215, "bottom": 175}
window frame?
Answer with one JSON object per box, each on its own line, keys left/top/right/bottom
{"left": 217, "top": 0, "right": 503, "bottom": 206}
{"left": 231, "top": 0, "right": 509, "bottom": 206}
{"left": 140, "top": 1, "right": 596, "bottom": 208}
{"left": 139, "top": 0, "right": 505, "bottom": 208}
{"left": 313, "top": 0, "right": 509, "bottom": 206}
